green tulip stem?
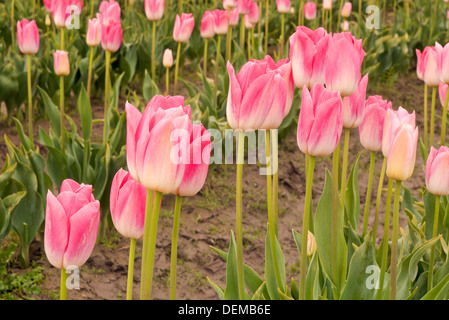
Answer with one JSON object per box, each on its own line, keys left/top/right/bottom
{"left": 60, "top": 268, "right": 67, "bottom": 300}
{"left": 87, "top": 46, "right": 95, "bottom": 98}
{"left": 299, "top": 154, "right": 315, "bottom": 300}
{"left": 331, "top": 142, "right": 340, "bottom": 287}
{"left": 272, "top": 129, "right": 279, "bottom": 236}
{"left": 140, "top": 190, "right": 154, "bottom": 299}
{"left": 226, "top": 9, "right": 232, "bottom": 63}
{"left": 141, "top": 191, "right": 162, "bottom": 300}
{"left": 90, "top": 0, "right": 95, "bottom": 18}
{"left": 340, "top": 128, "right": 350, "bottom": 210}
{"left": 337, "top": 0, "right": 344, "bottom": 32}
{"left": 389, "top": 180, "right": 402, "bottom": 300}
{"left": 376, "top": 178, "right": 394, "bottom": 300}
{"left": 103, "top": 50, "right": 111, "bottom": 144}
{"left": 239, "top": 18, "right": 245, "bottom": 52}
{"left": 203, "top": 38, "right": 209, "bottom": 76}
{"left": 430, "top": 86, "right": 437, "bottom": 148}
{"left": 126, "top": 238, "right": 137, "bottom": 300}
{"left": 280, "top": 13, "right": 285, "bottom": 58}
{"left": 441, "top": 85, "right": 449, "bottom": 146}
{"left": 362, "top": 151, "right": 376, "bottom": 237}
{"left": 214, "top": 35, "right": 221, "bottom": 108}
{"left": 424, "top": 84, "right": 429, "bottom": 152}
{"left": 165, "top": 67, "right": 170, "bottom": 96}
{"left": 174, "top": 41, "right": 182, "bottom": 95}
{"left": 298, "top": 0, "right": 305, "bottom": 26}
{"left": 265, "top": 0, "right": 269, "bottom": 55}
{"left": 82, "top": 140, "right": 90, "bottom": 182}
{"left": 151, "top": 20, "right": 157, "bottom": 81}
{"left": 26, "top": 54, "right": 34, "bottom": 149}
{"left": 358, "top": 0, "right": 362, "bottom": 18}
{"left": 11, "top": 0, "right": 15, "bottom": 49}
{"left": 60, "top": 75, "right": 65, "bottom": 151}
{"left": 236, "top": 130, "right": 246, "bottom": 300}
{"left": 373, "top": 156, "right": 387, "bottom": 246}
{"left": 170, "top": 195, "right": 183, "bottom": 300}
{"left": 428, "top": 194, "right": 440, "bottom": 291}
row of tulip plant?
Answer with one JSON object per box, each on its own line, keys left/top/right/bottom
{"left": 1, "top": 0, "right": 449, "bottom": 301}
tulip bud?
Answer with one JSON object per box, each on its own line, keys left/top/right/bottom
{"left": 86, "top": 18, "right": 101, "bottom": 47}
{"left": 17, "top": 19, "right": 40, "bottom": 55}
{"left": 359, "top": 95, "right": 392, "bottom": 152}
{"left": 297, "top": 83, "right": 343, "bottom": 157}
{"left": 144, "top": 0, "right": 165, "bottom": 21}
{"left": 45, "top": 14, "right": 52, "bottom": 26}
{"left": 439, "top": 82, "right": 449, "bottom": 109}
{"left": 44, "top": 0, "right": 54, "bottom": 12}
{"left": 416, "top": 46, "right": 440, "bottom": 87}
{"left": 229, "top": 8, "right": 240, "bottom": 26}
{"left": 99, "top": 0, "right": 121, "bottom": 25}
{"left": 246, "top": 2, "right": 259, "bottom": 26}
{"left": 101, "top": 19, "right": 122, "bottom": 52}
{"left": 223, "top": 0, "right": 238, "bottom": 10}
{"left": 386, "top": 124, "right": 418, "bottom": 181}
{"left": 276, "top": 0, "right": 291, "bottom": 14}
{"left": 173, "top": 13, "right": 195, "bottom": 43}
{"left": 304, "top": 2, "right": 317, "bottom": 20}
{"left": 53, "top": 50, "right": 70, "bottom": 76}
{"left": 341, "top": 2, "right": 352, "bottom": 18}
{"left": 201, "top": 11, "right": 216, "bottom": 38}
{"left": 436, "top": 42, "right": 449, "bottom": 84}
{"left": 44, "top": 179, "right": 100, "bottom": 269}
{"left": 425, "top": 146, "right": 449, "bottom": 196}
{"left": 238, "top": 0, "right": 253, "bottom": 15}
{"left": 341, "top": 20, "right": 349, "bottom": 32}
{"left": 323, "top": 0, "right": 332, "bottom": 10}
{"left": 163, "top": 48, "right": 173, "bottom": 68}
{"left": 110, "top": 169, "right": 147, "bottom": 239}
{"left": 342, "top": 73, "right": 368, "bottom": 129}
{"left": 307, "top": 231, "right": 317, "bottom": 257}
{"left": 382, "top": 107, "right": 416, "bottom": 158}
{"left": 213, "top": 9, "right": 229, "bottom": 35}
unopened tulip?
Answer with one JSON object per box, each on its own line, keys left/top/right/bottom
{"left": 307, "top": 231, "right": 317, "bottom": 257}
{"left": 110, "top": 169, "right": 147, "bottom": 239}
{"left": 325, "top": 32, "right": 365, "bottom": 97}
{"left": 175, "top": 124, "right": 212, "bottom": 197}
{"left": 386, "top": 124, "right": 418, "bottom": 181}
{"left": 416, "top": 46, "right": 440, "bottom": 87}
{"left": 53, "top": 50, "right": 70, "bottom": 76}
{"left": 435, "top": 42, "right": 449, "bottom": 84}
{"left": 425, "top": 147, "right": 449, "bottom": 196}
{"left": 359, "top": 95, "right": 392, "bottom": 152}
{"left": 126, "top": 95, "right": 192, "bottom": 193}
{"left": 276, "top": 0, "right": 291, "bottom": 13}
{"left": 229, "top": 8, "right": 240, "bottom": 26}
{"left": 173, "top": 13, "right": 195, "bottom": 43}
{"left": 44, "top": 0, "right": 54, "bottom": 12}
{"left": 99, "top": 0, "right": 121, "bottom": 25}
{"left": 289, "top": 26, "right": 331, "bottom": 89}
{"left": 246, "top": 2, "right": 259, "bottom": 26}
{"left": 53, "top": 0, "right": 84, "bottom": 28}
{"left": 304, "top": 2, "right": 317, "bottom": 20}
{"left": 297, "top": 83, "right": 343, "bottom": 157}
{"left": 226, "top": 56, "right": 293, "bottom": 131}
{"left": 201, "top": 11, "right": 215, "bottom": 38}
{"left": 101, "top": 19, "right": 122, "bottom": 52}
{"left": 213, "top": 9, "right": 229, "bottom": 35}
{"left": 86, "top": 18, "right": 101, "bottom": 47}
{"left": 323, "top": 0, "right": 332, "bottom": 10}
{"left": 439, "top": 82, "right": 448, "bottom": 109}
{"left": 163, "top": 48, "right": 173, "bottom": 68}
{"left": 238, "top": 0, "right": 253, "bottom": 15}
{"left": 17, "top": 19, "right": 40, "bottom": 55}
{"left": 45, "top": 179, "right": 100, "bottom": 269}
{"left": 144, "top": 0, "right": 165, "bottom": 21}
{"left": 342, "top": 73, "right": 368, "bottom": 128}
{"left": 223, "top": 0, "right": 238, "bottom": 10}
{"left": 382, "top": 107, "right": 416, "bottom": 158}
{"left": 45, "top": 14, "right": 52, "bottom": 26}
{"left": 341, "top": 20, "right": 349, "bottom": 32}
{"left": 341, "top": 2, "right": 352, "bottom": 18}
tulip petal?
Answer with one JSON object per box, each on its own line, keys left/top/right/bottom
{"left": 226, "top": 62, "right": 242, "bottom": 130}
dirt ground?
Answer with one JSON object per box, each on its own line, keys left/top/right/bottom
{"left": 0, "top": 67, "right": 431, "bottom": 300}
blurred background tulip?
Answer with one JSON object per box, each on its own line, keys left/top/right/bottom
{"left": 342, "top": 73, "right": 368, "bottom": 129}
{"left": 426, "top": 146, "right": 449, "bottom": 196}
{"left": 341, "top": 1, "right": 352, "bottom": 18}
{"left": 144, "top": 0, "right": 165, "bottom": 21}
{"left": 17, "top": 19, "right": 40, "bottom": 55}
{"left": 304, "top": 2, "right": 316, "bottom": 21}
{"left": 276, "top": 0, "right": 291, "bottom": 13}
{"left": 386, "top": 124, "right": 418, "bottom": 181}
{"left": 53, "top": 50, "right": 70, "bottom": 76}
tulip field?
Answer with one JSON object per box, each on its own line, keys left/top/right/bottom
{"left": 3, "top": 0, "right": 449, "bottom": 303}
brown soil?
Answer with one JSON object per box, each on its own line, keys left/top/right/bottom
{"left": 0, "top": 68, "right": 431, "bottom": 300}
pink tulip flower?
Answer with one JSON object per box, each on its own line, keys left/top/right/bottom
{"left": 325, "top": 32, "right": 365, "bottom": 97}
{"left": 276, "top": 0, "right": 291, "bottom": 13}
{"left": 163, "top": 48, "right": 174, "bottom": 68}
{"left": 238, "top": 0, "right": 253, "bottom": 15}
{"left": 44, "top": 0, "right": 54, "bottom": 12}
{"left": 229, "top": 8, "right": 240, "bottom": 26}
{"left": 53, "top": 50, "right": 70, "bottom": 76}
{"left": 101, "top": 19, "right": 122, "bottom": 52}
{"left": 304, "top": 2, "right": 317, "bottom": 20}
{"left": 435, "top": 42, "right": 449, "bottom": 84}
{"left": 246, "top": 2, "right": 259, "bottom": 26}
{"left": 416, "top": 46, "right": 440, "bottom": 87}
{"left": 223, "top": 0, "right": 238, "bottom": 10}
{"left": 17, "top": 19, "right": 40, "bottom": 55}
{"left": 86, "top": 18, "right": 102, "bottom": 47}
{"left": 201, "top": 11, "right": 216, "bottom": 38}
{"left": 341, "top": 2, "right": 352, "bottom": 18}
{"left": 289, "top": 26, "right": 331, "bottom": 89}
{"left": 386, "top": 124, "right": 418, "bottom": 181}
{"left": 144, "top": 0, "right": 165, "bottom": 21}
{"left": 439, "top": 82, "right": 449, "bottom": 109}
{"left": 175, "top": 124, "right": 212, "bottom": 197}
{"left": 44, "top": 179, "right": 100, "bottom": 269}
{"left": 125, "top": 95, "right": 192, "bottom": 193}
{"left": 226, "top": 56, "right": 293, "bottom": 131}
{"left": 323, "top": 0, "right": 332, "bottom": 10}
{"left": 110, "top": 169, "right": 147, "bottom": 239}
{"left": 382, "top": 107, "right": 416, "bottom": 158}
{"left": 98, "top": 0, "right": 121, "bottom": 25}
{"left": 358, "top": 95, "right": 392, "bottom": 152}
{"left": 342, "top": 73, "right": 369, "bottom": 128}
{"left": 426, "top": 146, "right": 449, "bottom": 195}
{"left": 213, "top": 9, "right": 229, "bottom": 35}
{"left": 173, "top": 13, "right": 195, "bottom": 43}
{"left": 53, "top": 0, "right": 84, "bottom": 28}
{"left": 297, "top": 83, "right": 343, "bottom": 157}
